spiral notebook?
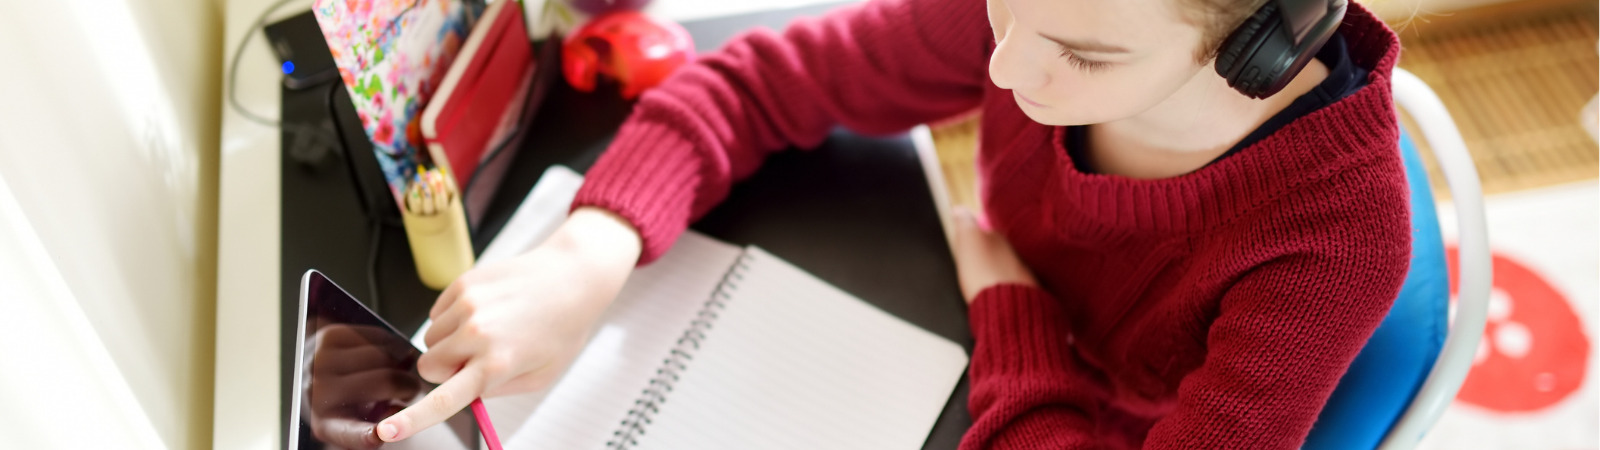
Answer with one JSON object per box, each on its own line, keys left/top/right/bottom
{"left": 475, "top": 232, "right": 967, "bottom": 449}
{"left": 420, "top": 167, "right": 969, "bottom": 448}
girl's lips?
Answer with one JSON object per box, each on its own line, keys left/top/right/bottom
{"left": 1014, "top": 92, "right": 1047, "bottom": 108}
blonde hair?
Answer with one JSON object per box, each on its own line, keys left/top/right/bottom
{"left": 1180, "top": 0, "right": 1274, "bottom": 62}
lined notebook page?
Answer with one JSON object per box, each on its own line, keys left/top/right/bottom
{"left": 631, "top": 247, "right": 970, "bottom": 450}
{"left": 488, "top": 232, "right": 743, "bottom": 449}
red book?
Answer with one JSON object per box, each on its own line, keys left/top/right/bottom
{"left": 421, "top": 0, "right": 536, "bottom": 225}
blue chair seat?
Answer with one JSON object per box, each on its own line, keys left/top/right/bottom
{"left": 1302, "top": 129, "right": 1451, "bottom": 450}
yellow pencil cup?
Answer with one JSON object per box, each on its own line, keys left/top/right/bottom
{"left": 401, "top": 195, "right": 475, "bottom": 290}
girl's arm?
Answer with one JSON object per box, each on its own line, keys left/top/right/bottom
{"left": 1139, "top": 245, "right": 1409, "bottom": 448}
{"left": 961, "top": 284, "right": 1108, "bottom": 449}
{"left": 1139, "top": 153, "right": 1413, "bottom": 448}
{"left": 572, "top": 0, "right": 992, "bottom": 263}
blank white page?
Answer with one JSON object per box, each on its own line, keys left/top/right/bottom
{"left": 489, "top": 231, "right": 743, "bottom": 449}
{"left": 629, "top": 247, "right": 970, "bottom": 450}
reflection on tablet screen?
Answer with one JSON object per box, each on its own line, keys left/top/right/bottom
{"left": 291, "top": 270, "right": 478, "bottom": 449}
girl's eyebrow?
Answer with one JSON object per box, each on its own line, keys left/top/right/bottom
{"left": 1039, "top": 33, "right": 1131, "bottom": 54}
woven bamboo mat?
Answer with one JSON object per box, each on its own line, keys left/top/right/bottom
{"left": 1395, "top": 0, "right": 1599, "bottom": 197}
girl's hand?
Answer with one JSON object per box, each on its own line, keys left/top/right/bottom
{"left": 375, "top": 207, "right": 642, "bottom": 442}
{"left": 951, "top": 207, "right": 1039, "bottom": 304}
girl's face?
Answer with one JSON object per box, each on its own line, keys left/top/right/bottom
{"left": 987, "top": 0, "right": 1214, "bottom": 126}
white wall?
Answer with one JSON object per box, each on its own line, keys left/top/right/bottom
{"left": 0, "top": 0, "right": 222, "bottom": 448}
{"left": 0, "top": 174, "right": 167, "bottom": 448}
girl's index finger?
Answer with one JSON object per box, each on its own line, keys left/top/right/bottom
{"left": 376, "top": 363, "right": 485, "bottom": 443}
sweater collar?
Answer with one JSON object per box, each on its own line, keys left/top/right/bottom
{"left": 1046, "top": 2, "right": 1402, "bottom": 234}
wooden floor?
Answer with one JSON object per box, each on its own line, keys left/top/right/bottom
{"left": 929, "top": 0, "right": 1599, "bottom": 204}
{"left": 1395, "top": 0, "right": 1599, "bottom": 197}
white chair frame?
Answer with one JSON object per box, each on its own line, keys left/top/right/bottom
{"left": 1377, "top": 68, "right": 1494, "bottom": 450}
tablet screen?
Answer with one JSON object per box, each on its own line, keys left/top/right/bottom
{"left": 291, "top": 270, "right": 479, "bottom": 449}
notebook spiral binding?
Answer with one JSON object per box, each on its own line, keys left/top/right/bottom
{"left": 606, "top": 251, "right": 755, "bottom": 449}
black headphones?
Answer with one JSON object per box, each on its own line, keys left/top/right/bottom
{"left": 1214, "top": 0, "right": 1348, "bottom": 99}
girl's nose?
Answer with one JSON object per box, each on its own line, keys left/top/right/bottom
{"left": 988, "top": 36, "right": 1048, "bottom": 92}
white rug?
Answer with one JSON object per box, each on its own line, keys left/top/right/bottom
{"left": 1421, "top": 180, "right": 1598, "bottom": 449}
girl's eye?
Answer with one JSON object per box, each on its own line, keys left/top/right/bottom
{"left": 1058, "top": 48, "right": 1112, "bottom": 73}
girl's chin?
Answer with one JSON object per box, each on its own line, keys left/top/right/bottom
{"left": 1015, "top": 106, "right": 1078, "bottom": 127}
{"left": 1014, "top": 101, "right": 1108, "bottom": 127}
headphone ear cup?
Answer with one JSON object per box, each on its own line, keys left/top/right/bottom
{"left": 1214, "top": 2, "right": 1279, "bottom": 83}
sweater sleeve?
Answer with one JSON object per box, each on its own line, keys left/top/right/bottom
{"left": 1139, "top": 240, "right": 1409, "bottom": 448}
{"left": 571, "top": 0, "right": 992, "bottom": 263}
{"left": 960, "top": 284, "right": 1107, "bottom": 449}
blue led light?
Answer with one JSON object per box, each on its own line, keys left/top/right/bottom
{"left": 282, "top": 61, "right": 295, "bottom": 74}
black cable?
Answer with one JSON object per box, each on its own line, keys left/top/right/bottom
{"left": 233, "top": 2, "right": 390, "bottom": 310}
{"left": 227, "top": 0, "right": 302, "bottom": 127}
{"left": 229, "top": 0, "right": 346, "bottom": 165}
{"left": 323, "top": 83, "right": 404, "bottom": 227}
{"left": 366, "top": 218, "right": 386, "bottom": 314}
{"left": 324, "top": 81, "right": 404, "bottom": 311}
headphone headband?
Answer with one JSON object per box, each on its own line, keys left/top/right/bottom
{"left": 1279, "top": 0, "right": 1344, "bottom": 44}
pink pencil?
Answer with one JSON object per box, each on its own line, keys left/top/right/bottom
{"left": 471, "top": 398, "right": 504, "bottom": 450}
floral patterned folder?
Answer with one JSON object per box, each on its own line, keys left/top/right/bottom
{"left": 312, "top": 0, "right": 485, "bottom": 201}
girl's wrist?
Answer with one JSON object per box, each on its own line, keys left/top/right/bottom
{"left": 557, "top": 206, "right": 643, "bottom": 272}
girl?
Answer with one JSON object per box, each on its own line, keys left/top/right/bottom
{"left": 384, "top": 0, "right": 1411, "bottom": 447}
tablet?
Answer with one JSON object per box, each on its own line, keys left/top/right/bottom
{"left": 290, "top": 270, "right": 481, "bottom": 449}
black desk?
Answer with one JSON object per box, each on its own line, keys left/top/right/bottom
{"left": 279, "top": 3, "right": 973, "bottom": 448}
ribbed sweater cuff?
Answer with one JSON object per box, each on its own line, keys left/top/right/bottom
{"left": 571, "top": 120, "right": 702, "bottom": 265}
{"left": 968, "top": 284, "right": 1078, "bottom": 377}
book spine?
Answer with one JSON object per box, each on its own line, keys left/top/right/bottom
{"left": 607, "top": 251, "right": 755, "bottom": 449}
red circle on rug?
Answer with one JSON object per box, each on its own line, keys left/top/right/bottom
{"left": 1450, "top": 247, "right": 1590, "bottom": 412}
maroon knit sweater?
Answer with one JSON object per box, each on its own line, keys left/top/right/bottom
{"left": 572, "top": 0, "right": 1413, "bottom": 448}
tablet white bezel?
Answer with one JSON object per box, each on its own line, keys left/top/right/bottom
{"left": 287, "top": 269, "right": 315, "bottom": 450}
